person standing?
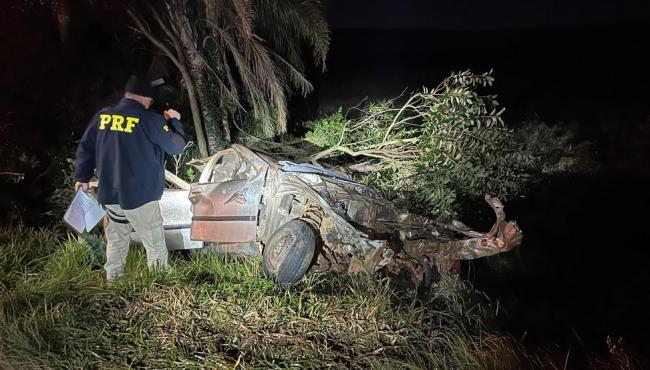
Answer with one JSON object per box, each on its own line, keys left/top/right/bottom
{"left": 74, "top": 75, "right": 186, "bottom": 281}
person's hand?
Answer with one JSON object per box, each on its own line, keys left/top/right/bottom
{"left": 74, "top": 181, "right": 89, "bottom": 192}
{"left": 164, "top": 109, "right": 181, "bottom": 121}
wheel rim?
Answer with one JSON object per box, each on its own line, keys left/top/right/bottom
{"left": 267, "top": 230, "right": 296, "bottom": 271}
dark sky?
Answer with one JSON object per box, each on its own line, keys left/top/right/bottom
{"left": 325, "top": 0, "right": 650, "bottom": 30}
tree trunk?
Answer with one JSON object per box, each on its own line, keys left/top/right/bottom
{"left": 180, "top": 66, "right": 209, "bottom": 157}
{"left": 126, "top": 6, "right": 209, "bottom": 157}
{"left": 177, "top": 2, "right": 228, "bottom": 154}
{"left": 196, "top": 75, "right": 227, "bottom": 153}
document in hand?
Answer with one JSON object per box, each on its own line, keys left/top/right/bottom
{"left": 63, "top": 190, "right": 106, "bottom": 234}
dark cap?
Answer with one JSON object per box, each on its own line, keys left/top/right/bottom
{"left": 124, "top": 75, "right": 158, "bottom": 99}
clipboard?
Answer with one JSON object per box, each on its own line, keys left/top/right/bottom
{"left": 63, "top": 190, "right": 106, "bottom": 234}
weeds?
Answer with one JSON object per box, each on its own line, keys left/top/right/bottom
{"left": 0, "top": 226, "right": 618, "bottom": 369}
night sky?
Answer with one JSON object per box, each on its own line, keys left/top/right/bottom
{"left": 324, "top": 0, "right": 650, "bottom": 29}
{"left": 309, "top": 0, "right": 650, "bottom": 138}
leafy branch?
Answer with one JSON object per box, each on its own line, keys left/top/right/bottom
{"left": 303, "top": 70, "right": 517, "bottom": 214}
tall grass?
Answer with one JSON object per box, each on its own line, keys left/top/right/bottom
{"left": 0, "top": 226, "right": 566, "bottom": 369}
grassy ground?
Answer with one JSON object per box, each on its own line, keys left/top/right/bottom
{"left": 0, "top": 226, "right": 567, "bottom": 369}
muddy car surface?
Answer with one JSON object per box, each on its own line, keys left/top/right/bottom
{"left": 160, "top": 144, "right": 523, "bottom": 286}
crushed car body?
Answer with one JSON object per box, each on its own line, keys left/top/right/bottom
{"left": 161, "top": 144, "right": 523, "bottom": 286}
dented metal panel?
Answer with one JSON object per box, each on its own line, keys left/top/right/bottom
{"left": 189, "top": 155, "right": 267, "bottom": 242}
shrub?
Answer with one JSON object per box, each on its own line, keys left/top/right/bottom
{"left": 511, "top": 115, "right": 599, "bottom": 177}
{"left": 303, "top": 71, "right": 593, "bottom": 216}
{"left": 305, "top": 70, "right": 520, "bottom": 215}
{"left": 167, "top": 141, "right": 200, "bottom": 184}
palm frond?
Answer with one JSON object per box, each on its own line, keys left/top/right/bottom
{"left": 255, "top": 0, "right": 331, "bottom": 70}
{"left": 137, "top": 0, "right": 330, "bottom": 139}
{"left": 205, "top": 19, "right": 287, "bottom": 135}
{"left": 270, "top": 50, "right": 314, "bottom": 96}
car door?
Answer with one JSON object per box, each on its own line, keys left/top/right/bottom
{"left": 189, "top": 150, "right": 267, "bottom": 242}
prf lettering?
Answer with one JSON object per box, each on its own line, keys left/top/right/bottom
{"left": 99, "top": 114, "right": 139, "bottom": 133}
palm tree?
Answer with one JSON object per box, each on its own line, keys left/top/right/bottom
{"left": 128, "top": 0, "right": 330, "bottom": 156}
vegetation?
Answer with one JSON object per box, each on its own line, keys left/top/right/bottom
{"left": 3, "top": 226, "right": 636, "bottom": 369}
{"left": 511, "top": 115, "right": 599, "bottom": 177}
{"left": 296, "top": 71, "right": 593, "bottom": 216}
{"left": 128, "top": 0, "right": 330, "bottom": 156}
{"left": 0, "top": 226, "right": 550, "bottom": 369}
{"left": 0, "top": 118, "right": 41, "bottom": 189}
{"left": 17, "top": 0, "right": 330, "bottom": 157}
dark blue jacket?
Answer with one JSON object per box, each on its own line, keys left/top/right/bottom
{"left": 74, "top": 98, "right": 186, "bottom": 210}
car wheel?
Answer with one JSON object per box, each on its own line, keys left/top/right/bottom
{"left": 262, "top": 219, "right": 316, "bottom": 284}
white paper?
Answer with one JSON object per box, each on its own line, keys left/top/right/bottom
{"left": 63, "top": 190, "right": 106, "bottom": 234}
{"left": 63, "top": 191, "right": 86, "bottom": 233}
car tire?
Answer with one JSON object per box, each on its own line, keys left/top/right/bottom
{"left": 262, "top": 219, "right": 316, "bottom": 284}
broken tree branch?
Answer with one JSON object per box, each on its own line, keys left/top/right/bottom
{"left": 165, "top": 170, "right": 190, "bottom": 190}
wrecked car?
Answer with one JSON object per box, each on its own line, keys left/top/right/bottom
{"left": 159, "top": 144, "right": 523, "bottom": 286}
